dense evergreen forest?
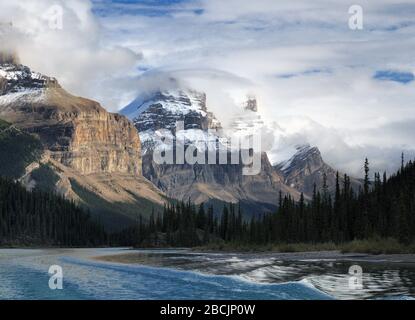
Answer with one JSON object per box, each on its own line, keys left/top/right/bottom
{"left": 1, "top": 156, "right": 415, "bottom": 249}
{"left": 114, "top": 157, "right": 415, "bottom": 248}
{"left": 0, "top": 177, "right": 107, "bottom": 246}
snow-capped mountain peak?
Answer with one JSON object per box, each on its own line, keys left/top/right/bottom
{"left": 0, "top": 63, "right": 59, "bottom": 94}
{"left": 276, "top": 144, "right": 323, "bottom": 175}
{"left": 0, "top": 62, "right": 60, "bottom": 106}
{"left": 122, "top": 89, "right": 208, "bottom": 121}
{"left": 120, "top": 88, "right": 222, "bottom": 154}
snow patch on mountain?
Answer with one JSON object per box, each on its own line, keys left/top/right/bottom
{"left": 121, "top": 88, "right": 223, "bottom": 154}
{"left": 0, "top": 63, "right": 56, "bottom": 93}
{"left": 0, "top": 65, "right": 43, "bottom": 82}
{"left": 276, "top": 144, "right": 319, "bottom": 174}
{"left": 122, "top": 89, "right": 208, "bottom": 120}
{"left": 0, "top": 63, "right": 59, "bottom": 107}
{"left": 0, "top": 89, "right": 46, "bottom": 106}
{"left": 232, "top": 109, "right": 264, "bottom": 136}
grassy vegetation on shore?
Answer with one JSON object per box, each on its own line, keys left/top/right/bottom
{"left": 340, "top": 238, "right": 415, "bottom": 254}
{"left": 194, "top": 238, "right": 415, "bottom": 255}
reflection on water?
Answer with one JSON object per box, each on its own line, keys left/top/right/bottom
{"left": 0, "top": 248, "right": 414, "bottom": 300}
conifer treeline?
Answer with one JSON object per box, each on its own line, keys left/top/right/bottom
{"left": 2, "top": 157, "right": 414, "bottom": 248}
{"left": 259, "top": 157, "right": 414, "bottom": 245}
{"left": 116, "top": 158, "right": 415, "bottom": 247}
{"left": 0, "top": 177, "right": 107, "bottom": 246}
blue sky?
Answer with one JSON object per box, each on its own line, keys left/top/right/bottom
{"left": 92, "top": 0, "right": 197, "bottom": 17}
{"left": 2, "top": 0, "right": 415, "bottom": 176}
{"left": 374, "top": 70, "right": 414, "bottom": 84}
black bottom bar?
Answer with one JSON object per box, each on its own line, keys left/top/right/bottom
{"left": 0, "top": 300, "right": 412, "bottom": 318}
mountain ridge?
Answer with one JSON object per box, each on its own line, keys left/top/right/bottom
{"left": 0, "top": 59, "right": 166, "bottom": 230}
{"left": 275, "top": 144, "right": 362, "bottom": 196}
{"left": 121, "top": 88, "right": 304, "bottom": 211}
{"left": 122, "top": 88, "right": 362, "bottom": 204}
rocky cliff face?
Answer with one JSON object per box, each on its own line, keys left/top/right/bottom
{"left": 52, "top": 111, "right": 142, "bottom": 176}
{"left": 143, "top": 151, "right": 301, "bottom": 207}
{"left": 0, "top": 62, "right": 141, "bottom": 176}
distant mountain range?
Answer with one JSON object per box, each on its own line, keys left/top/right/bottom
{"left": 121, "top": 87, "right": 361, "bottom": 213}
{"left": 0, "top": 55, "right": 361, "bottom": 229}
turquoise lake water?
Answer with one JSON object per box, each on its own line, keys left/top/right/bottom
{"left": 0, "top": 248, "right": 413, "bottom": 300}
